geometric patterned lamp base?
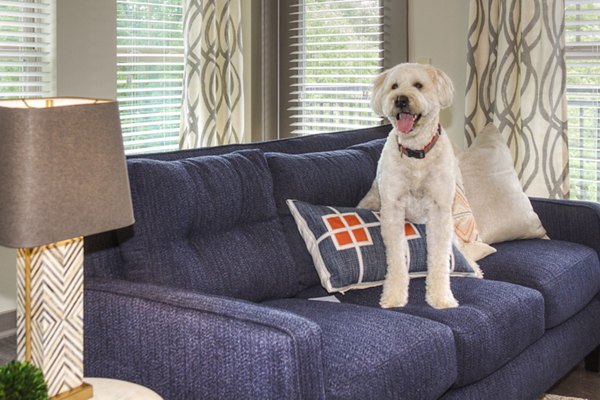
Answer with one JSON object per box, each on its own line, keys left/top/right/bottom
{"left": 16, "top": 237, "right": 92, "bottom": 400}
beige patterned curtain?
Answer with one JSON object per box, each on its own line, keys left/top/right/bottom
{"left": 179, "top": 0, "right": 244, "bottom": 149}
{"left": 465, "top": 0, "right": 568, "bottom": 198}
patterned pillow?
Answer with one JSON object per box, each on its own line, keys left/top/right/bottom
{"left": 453, "top": 169, "right": 497, "bottom": 261}
{"left": 288, "top": 200, "right": 481, "bottom": 293}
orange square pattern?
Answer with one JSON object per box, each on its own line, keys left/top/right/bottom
{"left": 344, "top": 214, "right": 361, "bottom": 227}
{"left": 325, "top": 216, "right": 345, "bottom": 230}
{"left": 404, "top": 223, "right": 417, "bottom": 237}
{"left": 352, "top": 228, "right": 368, "bottom": 242}
{"left": 335, "top": 231, "right": 353, "bottom": 246}
{"left": 324, "top": 213, "right": 372, "bottom": 248}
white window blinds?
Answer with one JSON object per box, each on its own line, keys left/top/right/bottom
{"left": 117, "top": 0, "right": 184, "bottom": 155}
{"left": 0, "top": 0, "right": 53, "bottom": 99}
{"left": 566, "top": 1, "right": 600, "bottom": 201}
{"left": 287, "top": 0, "right": 384, "bottom": 135}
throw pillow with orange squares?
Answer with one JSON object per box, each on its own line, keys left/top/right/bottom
{"left": 287, "top": 199, "right": 478, "bottom": 293}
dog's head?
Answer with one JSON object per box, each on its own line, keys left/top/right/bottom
{"left": 371, "top": 63, "right": 454, "bottom": 136}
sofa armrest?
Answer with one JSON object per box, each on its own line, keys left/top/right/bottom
{"left": 531, "top": 197, "right": 600, "bottom": 255}
{"left": 84, "top": 278, "right": 325, "bottom": 400}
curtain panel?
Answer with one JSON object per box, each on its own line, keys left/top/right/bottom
{"left": 465, "top": 0, "right": 568, "bottom": 198}
{"left": 180, "top": 0, "right": 244, "bottom": 149}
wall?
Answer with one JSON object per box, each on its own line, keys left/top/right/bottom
{"left": 0, "top": 248, "right": 16, "bottom": 314}
{"left": 56, "top": 0, "right": 117, "bottom": 99}
{"left": 408, "top": 0, "right": 470, "bottom": 148}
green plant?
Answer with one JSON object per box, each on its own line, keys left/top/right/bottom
{"left": 0, "top": 360, "right": 48, "bottom": 400}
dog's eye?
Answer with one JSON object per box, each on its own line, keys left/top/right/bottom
{"left": 413, "top": 82, "right": 423, "bottom": 90}
{"left": 391, "top": 83, "right": 398, "bottom": 90}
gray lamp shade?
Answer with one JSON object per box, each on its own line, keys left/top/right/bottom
{"left": 0, "top": 98, "right": 135, "bottom": 248}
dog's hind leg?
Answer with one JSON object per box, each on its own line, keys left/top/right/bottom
{"left": 425, "top": 205, "right": 459, "bottom": 309}
{"left": 358, "top": 180, "right": 381, "bottom": 210}
{"left": 379, "top": 199, "right": 409, "bottom": 308}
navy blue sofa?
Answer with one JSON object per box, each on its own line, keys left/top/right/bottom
{"left": 83, "top": 125, "right": 600, "bottom": 400}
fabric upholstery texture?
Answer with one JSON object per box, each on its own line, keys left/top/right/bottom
{"left": 347, "top": 137, "right": 387, "bottom": 164}
{"left": 118, "top": 149, "right": 300, "bottom": 302}
{"left": 458, "top": 124, "right": 547, "bottom": 244}
{"left": 287, "top": 200, "right": 478, "bottom": 293}
{"left": 441, "top": 298, "right": 600, "bottom": 400}
{"left": 85, "top": 126, "right": 389, "bottom": 282}
{"left": 81, "top": 125, "right": 600, "bottom": 400}
{"left": 84, "top": 231, "right": 125, "bottom": 279}
{"left": 262, "top": 298, "right": 457, "bottom": 400}
{"left": 85, "top": 278, "right": 325, "bottom": 400}
{"left": 532, "top": 197, "right": 600, "bottom": 258}
{"left": 267, "top": 149, "right": 377, "bottom": 288}
{"left": 129, "top": 124, "right": 390, "bottom": 161}
{"left": 334, "top": 278, "right": 545, "bottom": 387}
{"left": 478, "top": 239, "right": 600, "bottom": 328}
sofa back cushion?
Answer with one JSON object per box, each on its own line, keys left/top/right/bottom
{"left": 118, "top": 149, "right": 300, "bottom": 302}
{"left": 127, "top": 125, "right": 390, "bottom": 161}
{"left": 267, "top": 148, "right": 378, "bottom": 288}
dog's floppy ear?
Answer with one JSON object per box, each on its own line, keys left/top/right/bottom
{"left": 370, "top": 69, "right": 389, "bottom": 116}
{"left": 431, "top": 67, "right": 454, "bottom": 109}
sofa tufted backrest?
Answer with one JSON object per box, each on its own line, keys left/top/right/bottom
{"left": 267, "top": 146, "right": 381, "bottom": 289}
{"left": 84, "top": 125, "right": 390, "bottom": 295}
{"left": 116, "top": 149, "right": 301, "bottom": 302}
{"left": 126, "top": 125, "right": 391, "bottom": 161}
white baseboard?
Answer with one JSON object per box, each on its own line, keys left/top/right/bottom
{"left": 0, "top": 310, "right": 16, "bottom": 339}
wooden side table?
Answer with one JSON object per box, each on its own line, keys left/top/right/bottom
{"left": 84, "top": 378, "right": 163, "bottom": 400}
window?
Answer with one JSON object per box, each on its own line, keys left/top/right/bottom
{"left": 282, "top": 0, "right": 386, "bottom": 135}
{"left": 566, "top": 1, "right": 600, "bottom": 200}
{"left": 0, "top": 0, "right": 54, "bottom": 99}
{"left": 117, "top": 0, "right": 184, "bottom": 155}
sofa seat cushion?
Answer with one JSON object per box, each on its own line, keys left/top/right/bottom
{"left": 328, "top": 278, "right": 545, "bottom": 388}
{"left": 478, "top": 239, "right": 600, "bottom": 328}
{"left": 118, "top": 149, "right": 300, "bottom": 302}
{"left": 262, "top": 298, "right": 457, "bottom": 400}
{"left": 267, "top": 148, "right": 377, "bottom": 289}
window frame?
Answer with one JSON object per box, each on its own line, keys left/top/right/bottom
{"left": 250, "top": 0, "right": 407, "bottom": 140}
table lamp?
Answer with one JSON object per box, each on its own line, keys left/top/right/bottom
{"left": 0, "top": 98, "right": 134, "bottom": 399}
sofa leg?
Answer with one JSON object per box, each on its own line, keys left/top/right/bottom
{"left": 585, "top": 345, "right": 600, "bottom": 372}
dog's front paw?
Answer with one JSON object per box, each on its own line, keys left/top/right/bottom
{"left": 426, "top": 292, "right": 459, "bottom": 309}
{"left": 379, "top": 287, "right": 408, "bottom": 308}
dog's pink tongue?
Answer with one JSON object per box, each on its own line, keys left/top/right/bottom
{"left": 396, "top": 113, "right": 414, "bottom": 134}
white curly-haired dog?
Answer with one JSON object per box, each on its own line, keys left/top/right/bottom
{"left": 359, "top": 62, "right": 460, "bottom": 309}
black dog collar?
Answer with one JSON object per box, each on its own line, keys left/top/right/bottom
{"left": 399, "top": 124, "right": 442, "bottom": 159}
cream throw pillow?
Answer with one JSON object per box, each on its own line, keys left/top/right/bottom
{"left": 458, "top": 124, "right": 547, "bottom": 244}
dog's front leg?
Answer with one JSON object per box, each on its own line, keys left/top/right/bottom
{"left": 425, "top": 205, "right": 459, "bottom": 309}
{"left": 380, "top": 198, "right": 409, "bottom": 308}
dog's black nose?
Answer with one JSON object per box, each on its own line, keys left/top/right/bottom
{"left": 395, "top": 95, "right": 409, "bottom": 109}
